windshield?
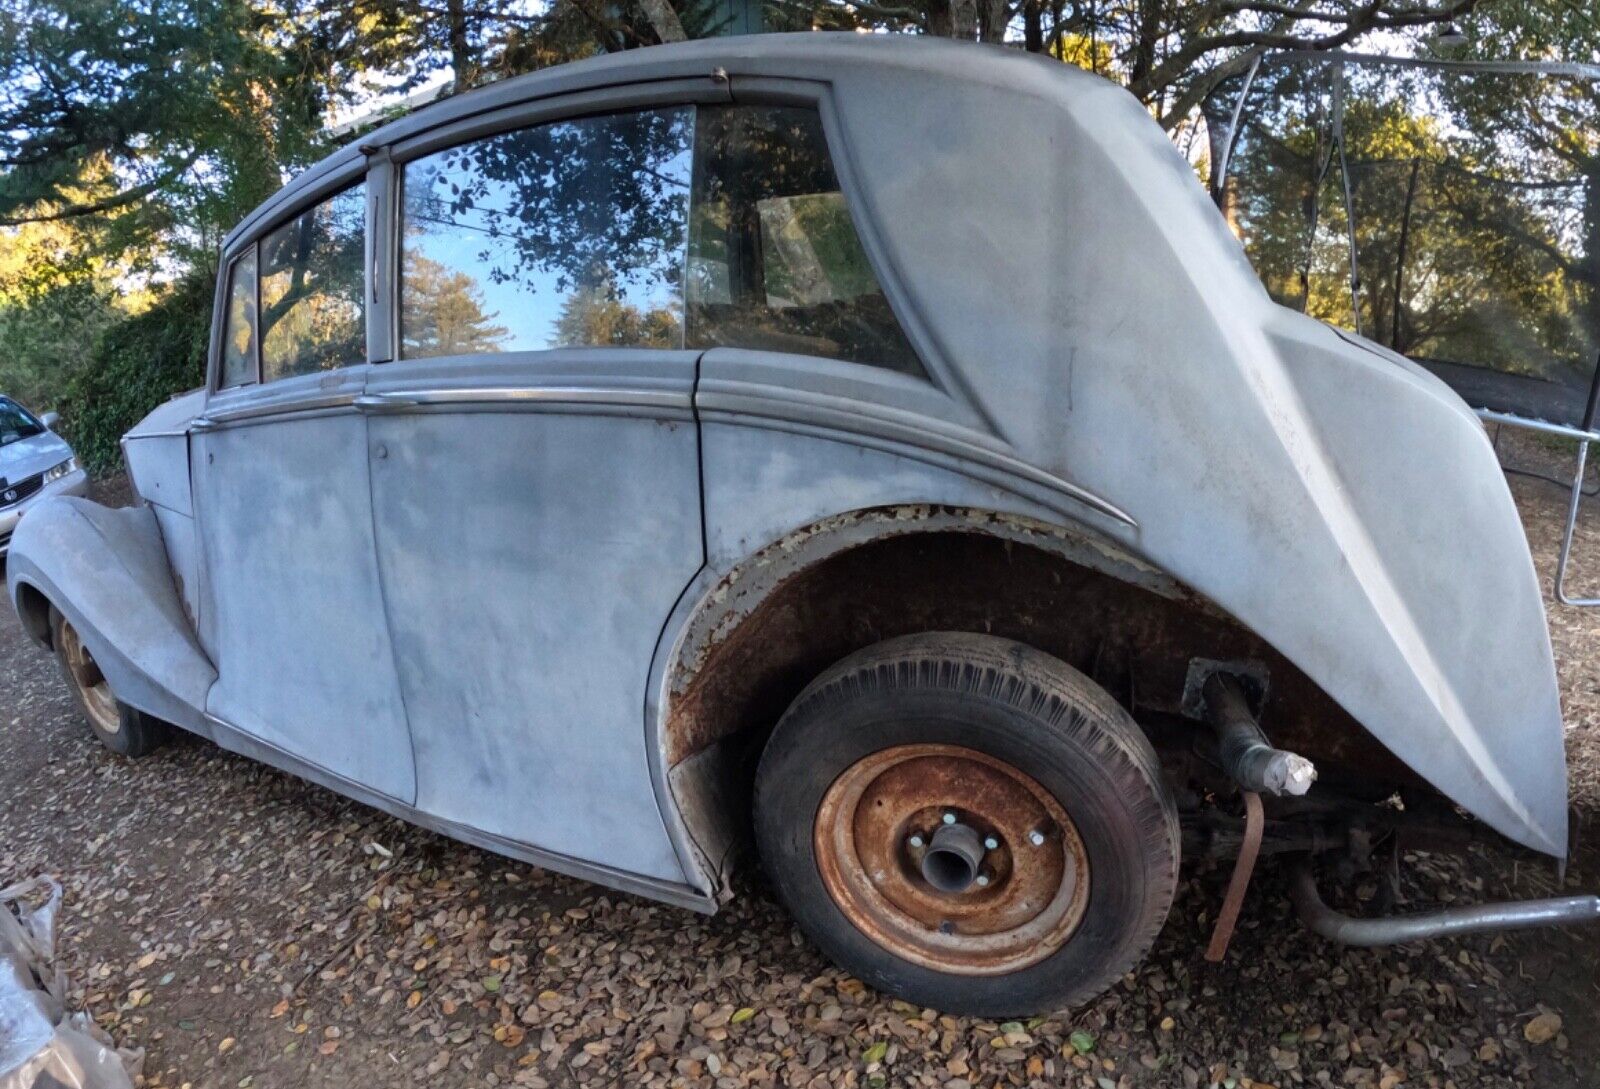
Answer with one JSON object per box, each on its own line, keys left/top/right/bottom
{"left": 0, "top": 398, "right": 45, "bottom": 448}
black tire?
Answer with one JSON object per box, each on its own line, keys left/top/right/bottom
{"left": 753, "top": 632, "right": 1179, "bottom": 1016}
{"left": 50, "top": 606, "right": 169, "bottom": 758}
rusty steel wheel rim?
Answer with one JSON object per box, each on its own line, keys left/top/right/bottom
{"left": 814, "top": 743, "right": 1089, "bottom": 975}
{"left": 59, "top": 619, "right": 119, "bottom": 735}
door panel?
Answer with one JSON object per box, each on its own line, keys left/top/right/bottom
{"left": 192, "top": 368, "right": 416, "bottom": 802}
{"left": 364, "top": 351, "right": 703, "bottom": 881}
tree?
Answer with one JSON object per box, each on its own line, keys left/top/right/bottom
{"left": 0, "top": 0, "right": 1591, "bottom": 469}
{"left": 767, "top": 0, "right": 1477, "bottom": 130}
{"left": 552, "top": 279, "right": 681, "bottom": 348}
{"left": 1223, "top": 51, "right": 1598, "bottom": 385}
{"left": 402, "top": 253, "right": 510, "bottom": 356}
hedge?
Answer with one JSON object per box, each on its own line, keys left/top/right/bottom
{"left": 61, "top": 274, "right": 211, "bottom": 475}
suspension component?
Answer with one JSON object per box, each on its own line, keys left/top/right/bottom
{"left": 1202, "top": 672, "right": 1316, "bottom": 796}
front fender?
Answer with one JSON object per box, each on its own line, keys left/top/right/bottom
{"left": 6, "top": 498, "right": 215, "bottom": 736}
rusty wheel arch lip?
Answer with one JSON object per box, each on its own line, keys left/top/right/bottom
{"left": 640, "top": 502, "right": 1231, "bottom": 901}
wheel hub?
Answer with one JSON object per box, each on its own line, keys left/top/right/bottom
{"left": 814, "top": 743, "right": 1089, "bottom": 975}
{"left": 59, "top": 619, "right": 119, "bottom": 735}
{"left": 921, "top": 821, "right": 986, "bottom": 893}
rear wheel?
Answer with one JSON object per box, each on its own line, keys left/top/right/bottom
{"left": 50, "top": 606, "right": 168, "bottom": 757}
{"left": 754, "top": 632, "right": 1179, "bottom": 1015}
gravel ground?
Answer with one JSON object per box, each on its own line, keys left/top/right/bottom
{"left": 3, "top": 460, "right": 1599, "bottom": 1089}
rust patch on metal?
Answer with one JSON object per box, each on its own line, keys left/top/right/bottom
{"left": 814, "top": 743, "right": 1089, "bottom": 975}
{"left": 1205, "top": 791, "right": 1265, "bottom": 962}
{"left": 660, "top": 507, "right": 1420, "bottom": 884}
{"left": 665, "top": 511, "right": 1408, "bottom": 780}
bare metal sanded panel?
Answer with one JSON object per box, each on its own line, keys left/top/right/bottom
{"left": 192, "top": 404, "right": 416, "bottom": 803}
{"left": 364, "top": 355, "right": 703, "bottom": 883}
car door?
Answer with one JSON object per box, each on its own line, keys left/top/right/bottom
{"left": 362, "top": 103, "right": 704, "bottom": 882}
{"left": 191, "top": 177, "right": 416, "bottom": 804}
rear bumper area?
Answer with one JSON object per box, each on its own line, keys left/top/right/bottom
{"left": 5, "top": 496, "right": 214, "bottom": 735}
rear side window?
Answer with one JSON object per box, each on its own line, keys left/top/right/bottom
{"left": 687, "top": 106, "right": 924, "bottom": 378}
{"left": 258, "top": 185, "right": 366, "bottom": 382}
{"left": 219, "top": 249, "right": 258, "bottom": 389}
{"left": 400, "top": 109, "right": 693, "bottom": 358}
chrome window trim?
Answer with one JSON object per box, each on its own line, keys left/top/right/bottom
{"left": 206, "top": 157, "right": 370, "bottom": 395}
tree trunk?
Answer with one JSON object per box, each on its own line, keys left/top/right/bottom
{"left": 446, "top": 0, "right": 474, "bottom": 93}
{"left": 1129, "top": 0, "right": 1164, "bottom": 89}
{"left": 927, "top": 0, "right": 980, "bottom": 38}
{"left": 1023, "top": 0, "right": 1044, "bottom": 52}
{"left": 979, "top": 0, "right": 1010, "bottom": 43}
{"left": 639, "top": 0, "right": 688, "bottom": 43}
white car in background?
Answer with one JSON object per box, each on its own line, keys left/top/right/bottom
{"left": 0, "top": 396, "right": 87, "bottom": 556}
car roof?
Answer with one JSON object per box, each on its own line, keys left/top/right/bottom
{"left": 223, "top": 33, "right": 1100, "bottom": 250}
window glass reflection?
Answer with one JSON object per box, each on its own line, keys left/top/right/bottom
{"left": 221, "top": 249, "right": 258, "bottom": 388}
{"left": 259, "top": 185, "right": 366, "bottom": 382}
{"left": 401, "top": 109, "right": 693, "bottom": 357}
{"left": 688, "top": 105, "right": 925, "bottom": 377}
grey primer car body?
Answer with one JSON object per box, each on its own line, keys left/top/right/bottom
{"left": 0, "top": 397, "right": 88, "bottom": 556}
{"left": 5, "top": 36, "right": 1567, "bottom": 917}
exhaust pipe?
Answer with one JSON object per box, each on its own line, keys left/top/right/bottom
{"left": 1202, "top": 672, "right": 1316, "bottom": 796}
{"left": 1290, "top": 861, "right": 1600, "bottom": 946}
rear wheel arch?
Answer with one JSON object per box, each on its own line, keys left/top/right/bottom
{"left": 655, "top": 504, "right": 1411, "bottom": 890}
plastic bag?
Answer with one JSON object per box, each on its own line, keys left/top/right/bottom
{"left": 0, "top": 877, "right": 140, "bottom": 1089}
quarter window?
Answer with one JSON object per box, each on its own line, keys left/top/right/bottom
{"left": 258, "top": 185, "right": 366, "bottom": 382}
{"left": 220, "top": 249, "right": 258, "bottom": 389}
{"left": 401, "top": 109, "right": 694, "bottom": 358}
{"left": 687, "top": 106, "right": 924, "bottom": 377}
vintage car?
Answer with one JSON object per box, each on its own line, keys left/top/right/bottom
{"left": 0, "top": 396, "right": 87, "bottom": 556}
{"left": 7, "top": 35, "right": 1599, "bottom": 1015}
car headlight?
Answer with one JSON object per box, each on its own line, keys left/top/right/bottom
{"left": 42, "top": 457, "right": 78, "bottom": 484}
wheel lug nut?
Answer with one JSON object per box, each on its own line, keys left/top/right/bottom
{"left": 942, "top": 811, "right": 957, "bottom": 825}
{"left": 983, "top": 836, "right": 999, "bottom": 851}
{"left": 908, "top": 834, "right": 925, "bottom": 848}
{"left": 1029, "top": 830, "right": 1046, "bottom": 846}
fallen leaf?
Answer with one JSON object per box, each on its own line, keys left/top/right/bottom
{"left": 730, "top": 1007, "right": 756, "bottom": 1025}
{"left": 1070, "top": 1030, "right": 1096, "bottom": 1055}
{"left": 1524, "top": 1011, "right": 1562, "bottom": 1044}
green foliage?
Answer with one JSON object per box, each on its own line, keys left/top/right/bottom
{"left": 1226, "top": 58, "right": 1598, "bottom": 387}
{"left": 0, "top": 0, "right": 1593, "bottom": 466}
{"left": 60, "top": 275, "right": 211, "bottom": 474}
{"left": 0, "top": 280, "right": 120, "bottom": 410}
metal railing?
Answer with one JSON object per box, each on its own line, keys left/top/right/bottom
{"left": 1475, "top": 360, "right": 1600, "bottom": 607}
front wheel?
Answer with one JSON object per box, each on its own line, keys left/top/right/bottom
{"left": 753, "top": 632, "right": 1179, "bottom": 1016}
{"left": 50, "top": 606, "right": 169, "bottom": 758}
